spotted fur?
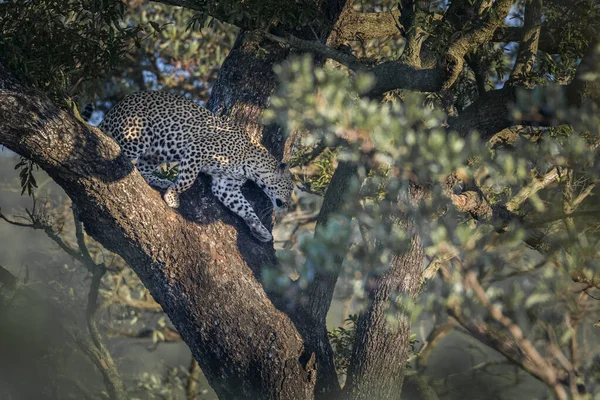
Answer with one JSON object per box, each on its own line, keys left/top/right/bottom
{"left": 98, "top": 90, "right": 293, "bottom": 242}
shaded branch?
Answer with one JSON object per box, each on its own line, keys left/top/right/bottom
{"left": 509, "top": 0, "right": 543, "bottom": 84}
{"left": 415, "top": 321, "right": 455, "bottom": 370}
{"left": 286, "top": 160, "right": 360, "bottom": 396}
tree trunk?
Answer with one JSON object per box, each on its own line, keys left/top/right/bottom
{"left": 204, "top": 2, "right": 350, "bottom": 396}
{"left": 344, "top": 186, "right": 426, "bottom": 399}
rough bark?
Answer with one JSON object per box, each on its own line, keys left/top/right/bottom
{"left": 0, "top": 69, "right": 315, "bottom": 399}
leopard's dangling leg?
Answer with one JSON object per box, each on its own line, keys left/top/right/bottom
{"left": 211, "top": 176, "right": 272, "bottom": 242}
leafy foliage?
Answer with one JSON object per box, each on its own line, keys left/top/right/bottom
{"left": 0, "top": 0, "right": 140, "bottom": 103}
{"left": 107, "top": 1, "right": 237, "bottom": 104}
{"left": 14, "top": 157, "right": 38, "bottom": 196}
{"left": 266, "top": 54, "right": 600, "bottom": 395}
{"left": 184, "top": 0, "right": 321, "bottom": 31}
{"left": 327, "top": 314, "right": 358, "bottom": 379}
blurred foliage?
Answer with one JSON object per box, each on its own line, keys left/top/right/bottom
{"left": 292, "top": 148, "right": 338, "bottom": 195}
{"left": 266, "top": 54, "right": 600, "bottom": 395}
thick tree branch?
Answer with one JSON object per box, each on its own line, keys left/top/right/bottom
{"left": 265, "top": 32, "right": 444, "bottom": 94}
{"left": 0, "top": 66, "right": 315, "bottom": 399}
{"left": 441, "top": 0, "right": 514, "bottom": 89}
{"left": 451, "top": 39, "right": 600, "bottom": 138}
{"left": 398, "top": 0, "right": 430, "bottom": 67}
{"left": 206, "top": 1, "right": 351, "bottom": 395}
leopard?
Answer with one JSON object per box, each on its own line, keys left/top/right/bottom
{"left": 91, "top": 90, "right": 294, "bottom": 242}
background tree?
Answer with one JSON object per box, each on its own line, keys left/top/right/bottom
{"left": 1, "top": 0, "right": 599, "bottom": 399}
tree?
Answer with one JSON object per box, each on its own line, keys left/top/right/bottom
{"left": 1, "top": 0, "right": 599, "bottom": 399}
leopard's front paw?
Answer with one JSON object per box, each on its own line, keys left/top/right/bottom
{"left": 248, "top": 221, "right": 273, "bottom": 242}
{"left": 163, "top": 187, "right": 180, "bottom": 208}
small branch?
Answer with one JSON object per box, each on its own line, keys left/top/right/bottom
{"left": 0, "top": 202, "right": 87, "bottom": 264}
{"left": 524, "top": 208, "right": 600, "bottom": 228}
{"left": 572, "top": 180, "right": 599, "bottom": 208}
{"left": 264, "top": 32, "right": 365, "bottom": 70}
{"left": 105, "top": 326, "right": 182, "bottom": 342}
{"left": 464, "top": 269, "right": 568, "bottom": 400}
{"left": 186, "top": 358, "right": 202, "bottom": 400}
{"left": 415, "top": 321, "right": 455, "bottom": 370}
{"left": 507, "top": 167, "right": 561, "bottom": 212}
{"left": 74, "top": 205, "right": 97, "bottom": 268}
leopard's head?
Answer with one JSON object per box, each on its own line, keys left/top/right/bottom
{"left": 261, "top": 162, "right": 294, "bottom": 210}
